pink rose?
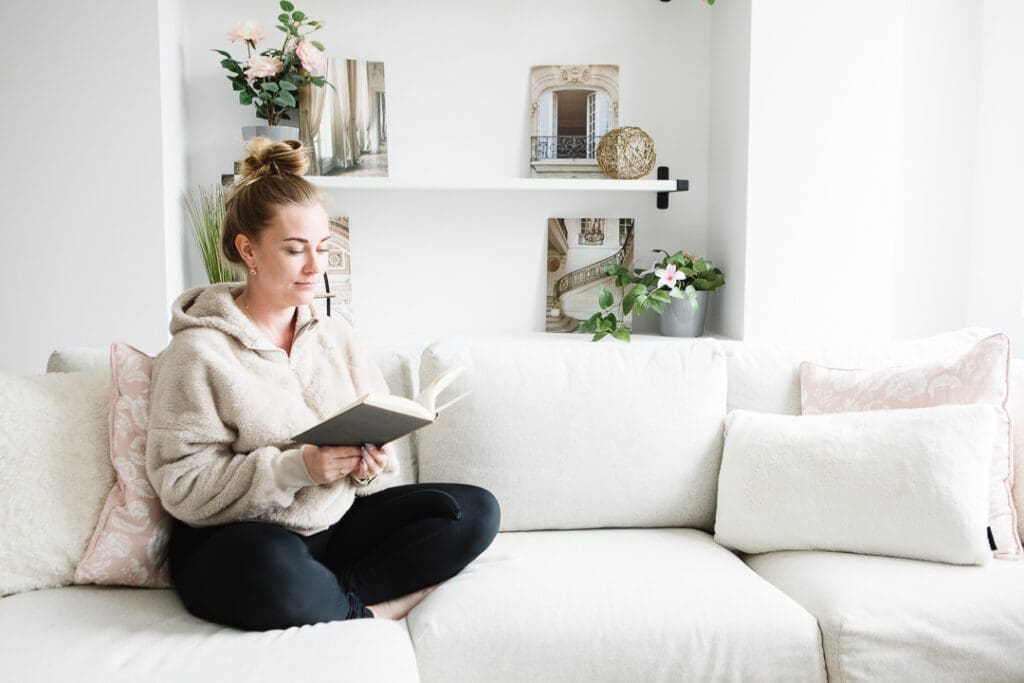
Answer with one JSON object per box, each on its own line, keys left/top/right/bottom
{"left": 244, "top": 55, "right": 283, "bottom": 80}
{"left": 227, "top": 20, "right": 264, "bottom": 45}
{"left": 295, "top": 40, "right": 325, "bottom": 75}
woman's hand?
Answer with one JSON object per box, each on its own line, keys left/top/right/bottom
{"left": 301, "top": 445, "right": 364, "bottom": 485}
{"left": 350, "top": 443, "right": 392, "bottom": 483}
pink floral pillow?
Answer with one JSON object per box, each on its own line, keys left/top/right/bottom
{"left": 74, "top": 343, "right": 171, "bottom": 587}
{"left": 800, "top": 333, "right": 1021, "bottom": 559}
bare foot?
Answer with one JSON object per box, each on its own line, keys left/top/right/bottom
{"left": 367, "top": 585, "right": 437, "bottom": 620}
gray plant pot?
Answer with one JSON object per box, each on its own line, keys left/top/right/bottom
{"left": 659, "top": 291, "right": 710, "bottom": 337}
{"left": 242, "top": 125, "right": 300, "bottom": 142}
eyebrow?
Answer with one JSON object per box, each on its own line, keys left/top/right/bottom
{"left": 281, "top": 236, "right": 331, "bottom": 244}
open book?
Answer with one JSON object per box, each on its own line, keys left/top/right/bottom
{"left": 293, "top": 366, "right": 468, "bottom": 447}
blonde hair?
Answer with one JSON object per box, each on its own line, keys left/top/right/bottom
{"left": 221, "top": 137, "right": 324, "bottom": 265}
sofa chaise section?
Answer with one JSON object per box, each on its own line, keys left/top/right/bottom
{"left": 746, "top": 550, "right": 1024, "bottom": 682}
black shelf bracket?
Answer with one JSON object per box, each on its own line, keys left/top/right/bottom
{"left": 656, "top": 166, "right": 689, "bottom": 209}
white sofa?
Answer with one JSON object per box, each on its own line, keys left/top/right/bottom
{"left": 2, "top": 329, "right": 1023, "bottom": 682}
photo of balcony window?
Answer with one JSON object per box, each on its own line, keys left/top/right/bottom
{"left": 303, "top": 59, "right": 388, "bottom": 177}
{"left": 546, "top": 217, "right": 635, "bottom": 333}
{"left": 529, "top": 65, "right": 620, "bottom": 178}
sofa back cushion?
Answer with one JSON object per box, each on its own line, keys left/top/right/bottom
{"left": 0, "top": 371, "right": 114, "bottom": 595}
{"left": 416, "top": 338, "right": 728, "bottom": 531}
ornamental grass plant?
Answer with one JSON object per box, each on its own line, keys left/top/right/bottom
{"left": 184, "top": 185, "right": 239, "bottom": 284}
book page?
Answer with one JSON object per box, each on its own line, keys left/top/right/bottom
{"left": 415, "top": 365, "right": 466, "bottom": 414}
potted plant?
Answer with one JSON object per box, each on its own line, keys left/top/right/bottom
{"left": 183, "top": 185, "right": 239, "bottom": 284}
{"left": 577, "top": 249, "right": 725, "bottom": 342}
{"left": 214, "top": 1, "right": 331, "bottom": 140}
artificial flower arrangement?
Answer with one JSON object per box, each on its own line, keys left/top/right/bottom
{"left": 577, "top": 249, "right": 725, "bottom": 342}
{"left": 213, "top": 1, "right": 330, "bottom": 126}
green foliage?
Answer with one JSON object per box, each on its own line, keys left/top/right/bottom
{"left": 214, "top": 2, "right": 330, "bottom": 126}
{"left": 581, "top": 248, "right": 726, "bottom": 342}
{"left": 183, "top": 186, "right": 240, "bottom": 285}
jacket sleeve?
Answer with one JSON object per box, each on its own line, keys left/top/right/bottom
{"left": 145, "top": 343, "right": 315, "bottom": 527}
{"left": 335, "top": 321, "right": 402, "bottom": 496}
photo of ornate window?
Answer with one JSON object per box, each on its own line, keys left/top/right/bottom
{"left": 546, "top": 217, "right": 635, "bottom": 333}
{"left": 529, "top": 65, "right": 619, "bottom": 178}
{"left": 301, "top": 60, "right": 388, "bottom": 177}
{"left": 312, "top": 216, "right": 354, "bottom": 323}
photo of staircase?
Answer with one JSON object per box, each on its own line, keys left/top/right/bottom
{"left": 546, "top": 217, "right": 634, "bottom": 333}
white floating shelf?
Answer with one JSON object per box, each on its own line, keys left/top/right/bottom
{"left": 308, "top": 177, "right": 680, "bottom": 192}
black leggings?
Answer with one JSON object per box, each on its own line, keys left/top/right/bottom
{"left": 168, "top": 483, "right": 500, "bottom": 631}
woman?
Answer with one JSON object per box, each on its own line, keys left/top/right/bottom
{"left": 146, "top": 138, "right": 499, "bottom": 631}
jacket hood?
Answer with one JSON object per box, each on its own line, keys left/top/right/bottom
{"left": 169, "top": 283, "right": 318, "bottom": 350}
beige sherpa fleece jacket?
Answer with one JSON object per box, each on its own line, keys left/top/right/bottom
{"left": 146, "top": 283, "right": 398, "bottom": 535}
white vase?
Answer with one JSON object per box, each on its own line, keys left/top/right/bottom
{"left": 241, "top": 125, "right": 300, "bottom": 142}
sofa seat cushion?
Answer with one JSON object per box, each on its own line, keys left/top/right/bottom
{"left": 407, "top": 528, "right": 825, "bottom": 683}
{"left": 0, "top": 586, "right": 419, "bottom": 682}
{"left": 746, "top": 550, "right": 1024, "bottom": 682}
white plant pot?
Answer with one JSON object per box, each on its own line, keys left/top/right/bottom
{"left": 659, "top": 291, "right": 710, "bottom": 337}
{"left": 242, "top": 125, "right": 300, "bottom": 142}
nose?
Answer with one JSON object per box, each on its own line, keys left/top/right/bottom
{"left": 304, "top": 249, "right": 322, "bottom": 275}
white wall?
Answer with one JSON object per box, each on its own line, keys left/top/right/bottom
{"left": 0, "top": 0, "right": 172, "bottom": 374}
{"left": 182, "top": 0, "right": 712, "bottom": 339}
{"left": 707, "top": 0, "right": 751, "bottom": 340}
{"left": 159, "top": 0, "right": 190, "bottom": 317}
{"left": 740, "top": 0, "right": 983, "bottom": 346}
{"left": 968, "top": 0, "right": 1024, "bottom": 352}
{"left": 743, "top": 1, "right": 903, "bottom": 344}
{"left": 892, "top": 0, "right": 980, "bottom": 341}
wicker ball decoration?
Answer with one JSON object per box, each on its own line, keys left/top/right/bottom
{"left": 596, "top": 126, "right": 656, "bottom": 179}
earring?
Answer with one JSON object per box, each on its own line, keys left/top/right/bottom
{"left": 249, "top": 265, "right": 257, "bottom": 275}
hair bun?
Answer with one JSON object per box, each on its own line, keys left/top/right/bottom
{"left": 239, "top": 137, "right": 309, "bottom": 179}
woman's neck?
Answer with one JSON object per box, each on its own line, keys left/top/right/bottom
{"left": 237, "top": 289, "right": 297, "bottom": 353}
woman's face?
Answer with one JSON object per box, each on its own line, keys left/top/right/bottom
{"left": 239, "top": 202, "right": 331, "bottom": 309}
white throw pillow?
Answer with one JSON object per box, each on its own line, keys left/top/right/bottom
{"left": 714, "top": 405, "right": 997, "bottom": 565}
{"left": 0, "top": 372, "right": 114, "bottom": 595}
{"left": 417, "top": 338, "right": 728, "bottom": 531}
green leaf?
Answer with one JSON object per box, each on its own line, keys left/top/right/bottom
{"left": 651, "top": 290, "right": 672, "bottom": 303}
{"left": 262, "top": 81, "right": 280, "bottom": 93}
{"left": 598, "top": 286, "right": 613, "bottom": 309}
{"left": 311, "top": 40, "right": 325, "bottom": 51}
{"left": 292, "top": 10, "right": 306, "bottom": 21}
{"left": 274, "top": 92, "right": 297, "bottom": 108}
{"left": 651, "top": 299, "right": 665, "bottom": 315}
{"left": 220, "top": 58, "right": 243, "bottom": 74}
{"left": 279, "top": 80, "right": 298, "bottom": 91}
{"left": 280, "top": 0, "right": 295, "bottom": 10}
{"left": 212, "top": 49, "right": 233, "bottom": 59}
{"left": 592, "top": 332, "right": 607, "bottom": 342}
{"left": 278, "top": 13, "right": 290, "bottom": 23}
{"left": 239, "top": 91, "right": 254, "bottom": 105}
{"left": 611, "top": 328, "right": 631, "bottom": 342}
{"left": 622, "top": 293, "right": 637, "bottom": 315}
{"left": 668, "top": 287, "right": 687, "bottom": 299}
{"left": 231, "top": 79, "right": 245, "bottom": 91}
{"left": 276, "top": 24, "right": 289, "bottom": 33}
{"left": 310, "top": 75, "right": 326, "bottom": 87}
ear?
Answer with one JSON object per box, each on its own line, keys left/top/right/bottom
{"left": 235, "top": 233, "right": 255, "bottom": 265}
